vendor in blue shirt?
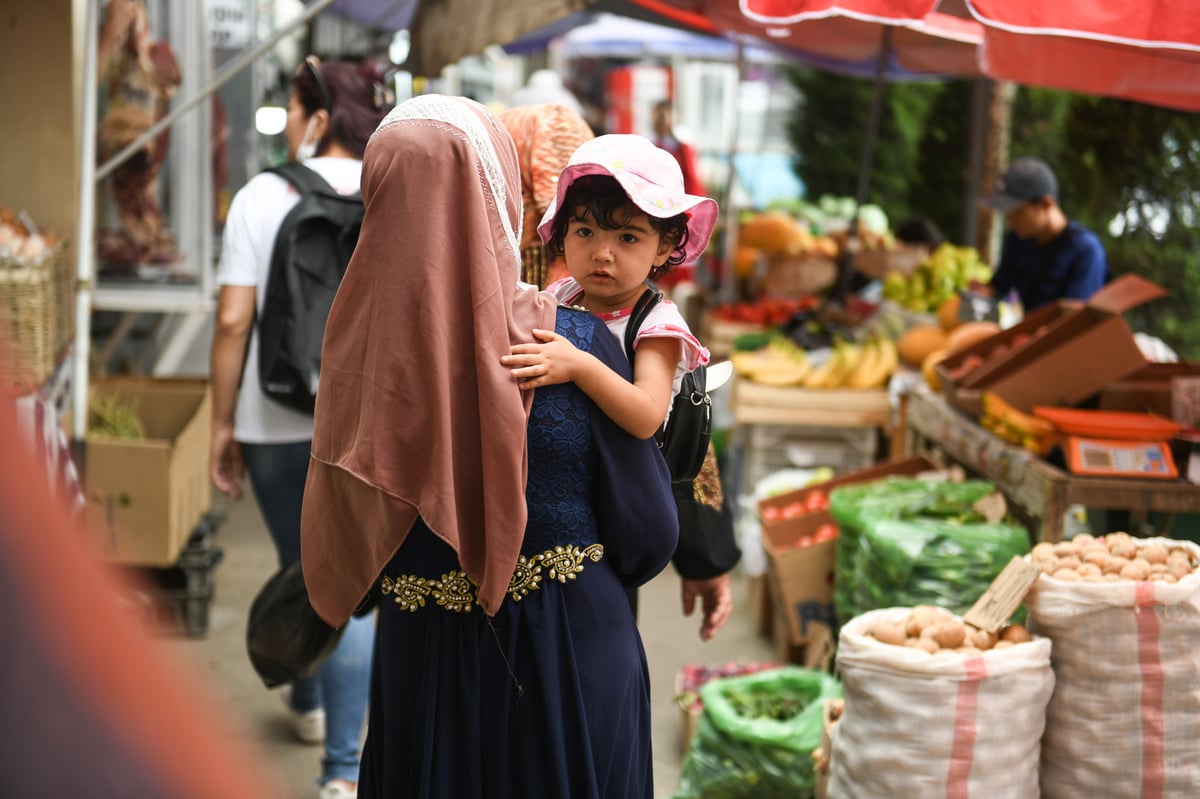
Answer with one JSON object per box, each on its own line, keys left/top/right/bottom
{"left": 974, "top": 157, "right": 1109, "bottom": 311}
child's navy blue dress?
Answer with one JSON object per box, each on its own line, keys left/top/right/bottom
{"left": 358, "top": 308, "right": 679, "bottom": 799}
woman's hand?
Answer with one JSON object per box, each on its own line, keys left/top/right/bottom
{"left": 502, "top": 328, "right": 590, "bottom": 390}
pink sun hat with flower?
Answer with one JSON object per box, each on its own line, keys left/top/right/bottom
{"left": 537, "top": 133, "right": 719, "bottom": 263}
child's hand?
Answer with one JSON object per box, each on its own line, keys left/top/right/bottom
{"left": 502, "top": 329, "right": 588, "bottom": 390}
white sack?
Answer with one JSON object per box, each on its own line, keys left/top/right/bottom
{"left": 829, "top": 607, "right": 1054, "bottom": 799}
{"left": 1028, "top": 537, "right": 1200, "bottom": 798}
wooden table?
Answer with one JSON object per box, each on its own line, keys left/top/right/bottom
{"left": 904, "top": 389, "right": 1200, "bottom": 542}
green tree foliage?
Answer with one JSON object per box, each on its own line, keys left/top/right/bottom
{"left": 1055, "top": 98, "right": 1200, "bottom": 358}
{"left": 907, "top": 80, "right": 972, "bottom": 242}
{"left": 785, "top": 66, "right": 935, "bottom": 221}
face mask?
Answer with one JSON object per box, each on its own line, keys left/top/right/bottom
{"left": 295, "top": 115, "right": 320, "bottom": 162}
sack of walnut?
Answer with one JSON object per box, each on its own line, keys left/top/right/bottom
{"left": 1027, "top": 534, "right": 1200, "bottom": 798}
{"left": 829, "top": 607, "right": 1054, "bottom": 799}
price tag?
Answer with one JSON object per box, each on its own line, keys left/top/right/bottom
{"left": 963, "top": 555, "right": 1042, "bottom": 633}
{"left": 973, "top": 491, "right": 1008, "bottom": 524}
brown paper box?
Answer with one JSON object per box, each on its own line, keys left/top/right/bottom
{"left": 937, "top": 274, "right": 1166, "bottom": 415}
{"left": 83, "top": 378, "right": 212, "bottom": 567}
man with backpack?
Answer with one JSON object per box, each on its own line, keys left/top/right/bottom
{"left": 209, "top": 56, "right": 391, "bottom": 799}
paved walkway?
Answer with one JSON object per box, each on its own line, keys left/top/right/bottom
{"left": 161, "top": 490, "right": 775, "bottom": 798}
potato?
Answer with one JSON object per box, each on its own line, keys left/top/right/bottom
{"left": 1157, "top": 573, "right": 1179, "bottom": 584}
{"left": 1141, "top": 545, "right": 1169, "bottom": 565}
{"left": 1031, "top": 542, "right": 1056, "bottom": 562}
{"left": 1051, "top": 567, "right": 1081, "bottom": 582}
{"left": 1053, "top": 541, "right": 1081, "bottom": 558}
{"left": 1120, "top": 558, "right": 1152, "bottom": 581}
{"left": 1072, "top": 533, "right": 1097, "bottom": 547}
{"left": 931, "top": 620, "right": 967, "bottom": 649}
{"left": 1078, "top": 562, "right": 1102, "bottom": 578}
{"left": 905, "top": 605, "right": 946, "bottom": 638}
{"left": 1056, "top": 555, "right": 1082, "bottom": 571}
{"left": 1168, "top": 558, "right": 1194, "bottom": 579}
{"left": 957, "top": 646, "right": 982, "bottom": 656}
{"left": 1103, "top": 555, "right": 1131, "bottom": 575}
{"left": 968, "top": 627, "right": 998, "bottom": 651}
{"left": 910, "top": 637, "right": 939, "bottom": 654}
{"left": 1082, "top": 547, "right": 1111, "bottom": 567}
{"left": 1109, "top": 539, "right": 1139, "bottom": 560}
{"left": 992, "top": 640, "right": 1015, "bottom": 650}
{"left": 872, "top": 620, "right": 907, "bottom": 646}
{"left": 1000, "top": 624, "right": 1031, "bottom": 644}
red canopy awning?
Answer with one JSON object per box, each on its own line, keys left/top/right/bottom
{"left": 634, "top": 0, "right": 983, "bottom": 76}
{"left": 967, "top": 0, "right": 1200, "bottom": 111}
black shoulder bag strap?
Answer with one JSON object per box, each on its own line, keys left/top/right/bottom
{"left": 623, "top": 287, "right": 664, "bottom": 365}
{"left": 264, "top": 161, "right": 339, "bottom": 197}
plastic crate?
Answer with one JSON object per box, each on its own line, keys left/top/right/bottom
{"left": 119, "top": 511, "right": 225, "bottom": 638}
{"left": 733, "top": 423, "right": 879, "bottom": 498}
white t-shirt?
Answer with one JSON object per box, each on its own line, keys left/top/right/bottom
{"left": 547, "top": 277, "right": 710, "bottom": 401}
{"left": 216, "top": 157, "right": 363, "bottom": 444}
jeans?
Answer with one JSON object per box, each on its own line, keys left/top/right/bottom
{"left": 242, "top": 440, "right": 374, "bottom": 786}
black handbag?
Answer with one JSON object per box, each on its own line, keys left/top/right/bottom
{"left": 245, "top": 560, "right": 343, "bottom": 689}
{"left": 623, "top": 287, "right": 712, "bottom": 484}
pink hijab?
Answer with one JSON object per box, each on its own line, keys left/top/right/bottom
{"left": 301, "top": 95, "right": 558, "bottom": 624}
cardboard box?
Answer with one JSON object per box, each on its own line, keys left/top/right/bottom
{"left": 84, "top": 378, "right": 212, "bottom": 567}
{"left": 936, "top": 274, "right": 1165, "bottom": 416}
{"left": 757, "top": 454, "right": 938, "bottom": 528}
{"left": 758, "top": 456, "right": 939, "bottom": 648}
{"left": 1098, "top": 362, "right": 1200, "bottom": 417}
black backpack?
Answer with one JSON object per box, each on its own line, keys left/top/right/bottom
{"left": 623, "top": 287, "right": 712, "bottom": 484}
{"left": 257, "top": 163, "right": 364, "bottom": 413}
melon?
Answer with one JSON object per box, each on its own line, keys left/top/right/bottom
{"left": 896, "top": 324, "right": 949, "bottom": 367}
{"left": 945, "top": 321, "right": 1002, "bottom": 355}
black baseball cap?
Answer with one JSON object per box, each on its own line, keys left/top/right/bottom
{"left": 981, "top": 157, "right": 1058, "bottom": 212}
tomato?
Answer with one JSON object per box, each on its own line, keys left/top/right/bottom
{"left": 795, "top": 535, "right": 814, "bottom": 549}
{"left": 813, "top": 524, "right": 839, "bottom": 543}
{"left": 804, "top": 491, "right": 829, "bottom": 511}
{"left": 782, "top": 502, "right": 805, "bottom": 520}
{"left": 760, "top": 506, "right": 782, "bottom": 523}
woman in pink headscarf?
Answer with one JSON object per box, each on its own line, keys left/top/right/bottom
{"left": 300, "top": 95, "right": 678, "bottom": 798}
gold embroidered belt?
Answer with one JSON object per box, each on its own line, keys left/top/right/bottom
{"left": 380, "top": 543, "right": 605, "bottom": 613}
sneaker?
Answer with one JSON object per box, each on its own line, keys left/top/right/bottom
{"left": 281, "top": 691, "right": 325, "bottom": 745}
{"left": 318, "top": 779, "right": 357, "bottom": 799}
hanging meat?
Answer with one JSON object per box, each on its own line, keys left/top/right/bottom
{"left": 96, "top": 0, "right": 181, "bottom": 271}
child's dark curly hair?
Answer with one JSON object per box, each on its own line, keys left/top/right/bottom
{"left": 545, "top": 175, "right": 690, "bottom": 279}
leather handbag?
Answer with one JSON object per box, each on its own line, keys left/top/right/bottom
{"left": 245, "top": 560, "right": 343, "bottom": 689}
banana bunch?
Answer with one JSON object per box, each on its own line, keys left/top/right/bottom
{"left": 730, "top": 337, "right": 811, "bottom": 386}
{"left": 801, "top": 336, "right": 898, "bottom": 390}
{"left": 980, "top": 391, "right": 1058, "bottom": 455}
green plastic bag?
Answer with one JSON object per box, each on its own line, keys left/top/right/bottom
{"left": 846, "top": 515, "right": 1030, "bottom": 621}
{"left": 830, "top": 475, "right": 998, "bottom": 619}
{"left": 673, "top": 667, "right": 841, "bottom": 799}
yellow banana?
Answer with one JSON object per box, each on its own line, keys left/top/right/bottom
{"left": 843, "top": 339, "right": 883, "bottom": 389}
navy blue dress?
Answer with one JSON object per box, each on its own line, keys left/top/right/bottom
{"left": 358, "top": 308, "right": 679, "bottom": 799}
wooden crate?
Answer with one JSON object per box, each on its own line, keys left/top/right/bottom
{"left": 733, "top": 378, "right": 891, "bottom": 428}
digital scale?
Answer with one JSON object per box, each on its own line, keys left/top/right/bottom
{"left": 1032, "top": 406, "right": 1183, "bottom": 479}
{"left": 1064, "top": 436, "right": 1177, "bottom": 479}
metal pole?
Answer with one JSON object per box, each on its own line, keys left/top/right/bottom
{"left": 855, "top": 26, "right": 892, "bottom": 207}
{"left": 72, "top": 0, "right": 101, "bottom": 444}
{"left": 96, "top": 0, "right": 336, "bottom": 182}
{"left": 719, "top": 41, "right": 746, "bottom": 304}
{"left": 834, "top": 26, "right": 892, "bottom": 303}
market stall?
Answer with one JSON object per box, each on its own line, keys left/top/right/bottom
{"left": 904, "top": 388, "right": 1200, "bottom": 542}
